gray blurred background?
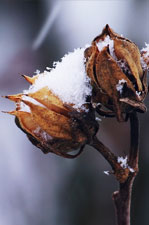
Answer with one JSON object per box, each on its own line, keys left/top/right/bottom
{"left": 0, "top": 0, "right": 149, "bottom": 225}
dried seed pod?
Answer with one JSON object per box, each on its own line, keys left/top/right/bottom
{"left": 85, "top": 24, "right": 148, "bottom": 121}
{"left": 6, "top": 75, "right": 98, "bottom": 158}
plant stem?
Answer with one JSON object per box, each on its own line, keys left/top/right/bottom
{"left": 113, "top": 112, "right": 139, "bottom": 225}
{"left": 91, "top": 136, "right": 118, "bottom": 171}
{"left": 112, "top": 176, "right": 135, "bottom": 225}
{"left": 91, "top": 112, "right": 139, "bottom": 225}
{"left": 128, "top": 112, "right": 139, "bottom": 169}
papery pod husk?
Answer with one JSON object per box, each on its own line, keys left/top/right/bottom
{"left": 7, "top": 81, "right": 99, "bottom": 158}
{"left": 85, "top": 24, "right": 148, "bottom": 121}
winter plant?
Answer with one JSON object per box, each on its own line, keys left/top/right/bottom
{"left": 5, "top": 25, "right": 149, "bottom": 225}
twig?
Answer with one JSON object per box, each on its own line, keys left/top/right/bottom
{"left": 91, "top": 112, "right": 139, "bottom": 225}
{"left": 112, "top": 112, "right": 139, "bottom": 225}
{"left": 91, "top": 136, "right": 118, "bottom": 171}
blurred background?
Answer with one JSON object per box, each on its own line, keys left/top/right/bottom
{"left": 0, "top": 0, "right": 149, "bottom": 224}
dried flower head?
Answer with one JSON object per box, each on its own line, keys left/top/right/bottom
{"left": 85, "top": 24, "right": 148, "bottom": 121}
{"left": 6, "top": 71, "right": 98, "bottom": 157}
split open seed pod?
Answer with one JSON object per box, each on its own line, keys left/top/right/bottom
{"left": 85, "top": 24, "right": 148, "bottom": 121}
{"left": 6, "top": 74, "right": 98, "bottom": 158}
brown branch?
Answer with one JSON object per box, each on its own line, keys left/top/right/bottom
{"left": 91, "top": 111, "right": 139, "bottom": 225}
{"left": 91, "top": 136, "right": 132, "bottom": 184}
{"left": 91, "top": 136, "right": 118, "bottom": 171}
{"left": 128, "top": 112, "right": 139, "bottom": 169}
{"left": 112, "top": 112, "right": 139, "bottom": 225}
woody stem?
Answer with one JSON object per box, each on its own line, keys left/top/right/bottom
{"left": 91, "top": 112, "right": 139, "bottom": 225}
{"left": 112, "top": 112, "right": 139, "bottom": 225}
{"left": 91, "top": 136, "right": 118, "bottom": 171}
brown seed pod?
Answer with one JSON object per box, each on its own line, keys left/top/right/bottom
{"left": 85, "top": 24, "right": 148, "bottom": 121}
{"left": 5, "top": 75, "right": 98, "bottom": 158}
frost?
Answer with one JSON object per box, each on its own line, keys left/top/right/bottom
{"left": 41, "top": 131, "right": 53, "bottom": 141}
{"left": 96, "top": 35, "right": 113, "bottom": 51}
{"left": 116, "top": 79, "right": 127, "bottom": 94}
{"left": 117, "top": 156, "right": 135, "bottom": 173}
{"left": 17, "top": 94, "right": 44, "bottom": 113}
{"left": 92, "top": 102, "right": 101, "bottom": 109}
{"left": 103, "top": 171, "right": 110, "bottom": 176}
{"left": 95, "top": 117, "right": 102, "bottom": 122}
{"left": 141, "top": 43, "right": 149, "bottom": 57}
{"left": 140, "top": 43, "right": 149, "bottom": 70}
{"left": 34, "top": 69, "right": 40, "bottom": 75}
{"left": 136, "top": 91, "right": 141, "bottom": 97}
{"left": 97, "top": 35, "right": 115, "bottom": 59}
{"left": 96, "top": 36, "right": 129, "bottom": 72}
{"left": 21, "top": 95, "right": 46, "bottom": 109}
{"left": 25, "top": 48, "right": 92, "bottom": 111}
{"left": 117, "top": 156, "right": 128, "bottom": 169}
{"left": 117, "top": 60, "right": 130, "bottom": 74}
{"left": 46, "top": 67, "right": 51, "bottom": 71}
{"left": 17, "top": 101, "right": 31, "bottom": 113}
{"left": 33, "top": 127, "right": 53, "bottom": 141}
{"left": 128, "top": 167, "right": 135, "bottom": 173}
{"left": 140, "top": 57, "right": 147, "bottom": 70}
{"left": 33, "top": 127, "right": 41, "bottom": 135}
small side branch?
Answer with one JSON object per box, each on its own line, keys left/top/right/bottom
{"left": 91, "top": 136, "right": 118, "bottom": 171}
{"left": 91, "top": 137, "right": 131, "bottom": 183}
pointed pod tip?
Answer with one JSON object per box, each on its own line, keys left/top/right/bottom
{"left": 3, "top": 95, "right": 21, "bottom": 102}
{"left": 1, "top": 110, "right": 8, "bottom": 113}
{"left": 2, "top": 95, "right": 8, "bottom": 99}
{"left": 21, "top": 99, "right": 35, "bottom": 109}
{"left": 1, "top": 110, "right": 17, "bottom": 116}
{"left": 103, "top": 24, "right": 110, "bottom": 32}
{"left": 21, "top": 74, "right": 26, "bottom": 78}
{"left": 21, "top": 74, "right": 34, "bottom": 84}
{"left": 105, "top": 24, "right": 109, "bottom": 28}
